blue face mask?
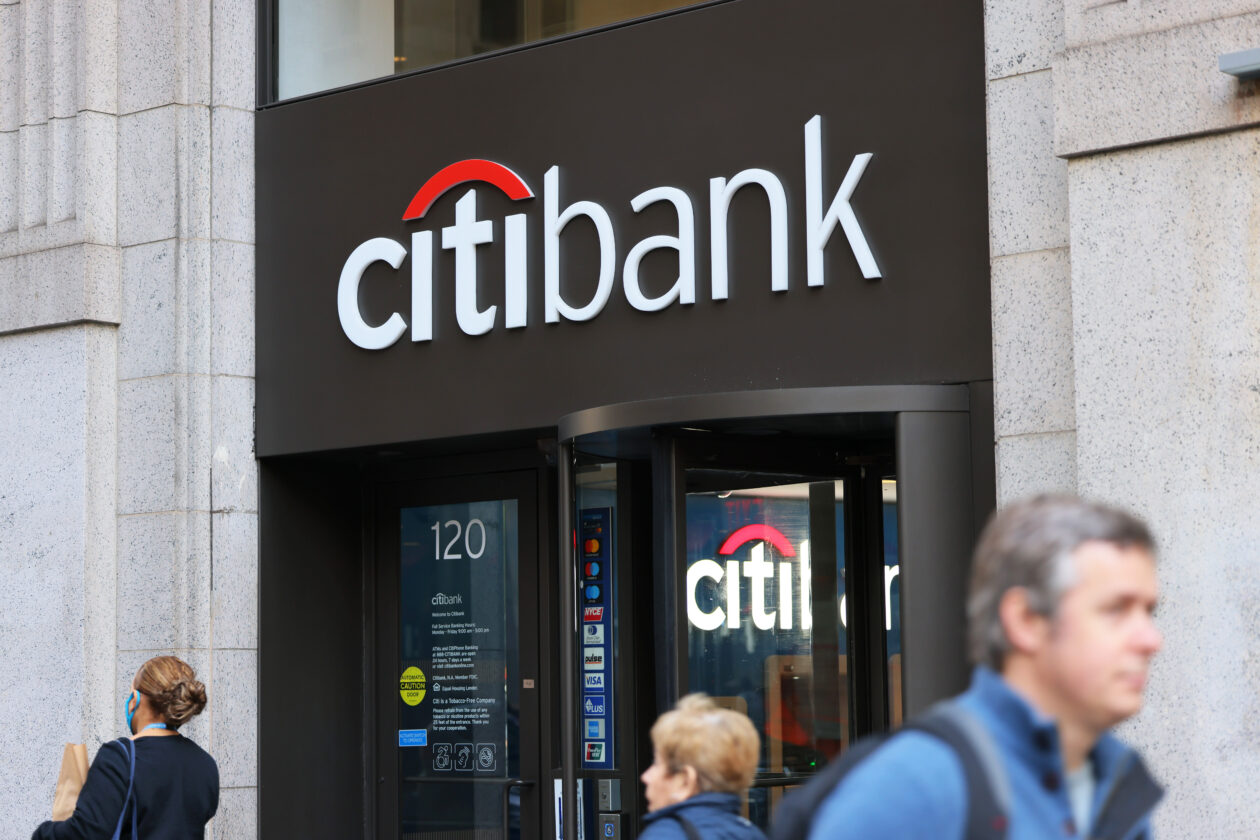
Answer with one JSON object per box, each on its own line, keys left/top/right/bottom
{"left": 124, "top": 690, "right": 139, "bottom": 734}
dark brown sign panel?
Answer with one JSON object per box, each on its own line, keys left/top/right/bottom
{"left": 256, "top": 0, "right": 989, "bottom": 456}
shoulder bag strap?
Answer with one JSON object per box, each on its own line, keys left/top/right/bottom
{"left": 109, "top": 738, "right": 137, "bottom": 840}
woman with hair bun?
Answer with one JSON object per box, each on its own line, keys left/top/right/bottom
{"left": 32, "top": 655, "right": 219, "bottom": 839}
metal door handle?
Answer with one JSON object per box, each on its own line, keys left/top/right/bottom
{"left": 503, "top": 778, "right": 535, "bottom": 836}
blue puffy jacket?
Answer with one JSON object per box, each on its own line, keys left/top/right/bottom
{"left": 641, "top": 792, "right": 768, "bottom": 840}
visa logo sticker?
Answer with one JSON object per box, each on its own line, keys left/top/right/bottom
{"left": 584, "top": 674, "right": 605, "bottom": 690}
{"left": 398, "top": 729, "right": 428, "bottom": 747}
{"left": 585, "top": 719, "right": 605, "bottom": 739}
{"left": 584, "top": 606, "right": 604, "bottom": 622}
{"left": 583, "top": 695, "right": 606, "bottom": 716}
{"left": 583, "top": 647, "right": 605, "bottom": 670}
{"left": 583, "top": 624, "right": 605, "bottom": 644}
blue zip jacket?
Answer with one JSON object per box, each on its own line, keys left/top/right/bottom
{"left": 642, "top": 792, "right": 768, "bottom": 840}
{"left": 807, "top": 667, "right": 1162, "bottom": 840}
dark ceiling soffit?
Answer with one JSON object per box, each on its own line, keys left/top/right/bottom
{"left": 557, "top": 385, "right": 970, "bottom": 442}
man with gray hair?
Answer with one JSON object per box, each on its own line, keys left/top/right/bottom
{"left": 805, "top": 495, "right": 1163, "bottom": 839}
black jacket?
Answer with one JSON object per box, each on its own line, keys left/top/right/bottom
{"left": 33, "top": 735, "right": 219, "bottom": 840}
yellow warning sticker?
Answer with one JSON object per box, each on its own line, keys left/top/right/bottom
{"left": 400, "top": 666, "right": 427, "bottom": 706}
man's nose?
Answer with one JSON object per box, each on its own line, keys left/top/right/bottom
{"left": 1136, "top": 614, "right": 1162, "bottom": 654}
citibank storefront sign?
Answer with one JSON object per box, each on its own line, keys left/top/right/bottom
{"left": 256, "top": 0, "right": 989, "bottom": 453}
{"left": 338, "top": 116, "right": 879, "bottom": 350}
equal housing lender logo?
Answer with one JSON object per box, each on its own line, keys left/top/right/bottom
{"left": 337, "top": 116, "right": 881, "bottom": 350}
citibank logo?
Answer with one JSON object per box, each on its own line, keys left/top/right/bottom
{"left": 338, "top": 115, "right": 880, "bottom": 350}
{"left": 687, "top": 524, "right": 899, "bottom": 632}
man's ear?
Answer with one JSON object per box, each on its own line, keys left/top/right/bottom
{"left": 998, "top": 587, "right": 1050, "bottom": 655}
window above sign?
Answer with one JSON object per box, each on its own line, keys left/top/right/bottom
{"left": 271, "top": 0, "right": 709, "bottom": 102}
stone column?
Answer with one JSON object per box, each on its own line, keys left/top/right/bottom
{"left": 0, "top": 0, "right": 257, "bottom": 835}
{"left": 989, "top": 0, "right": 1260, "bottom": 834}
{"left": 985, "top": 0, "right": 1078, "bottom": 501}
{"left": 1055, "top": 5, "right": 1260, "bottom": 835}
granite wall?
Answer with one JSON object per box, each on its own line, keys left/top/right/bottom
{"left": 987, "top": 0, "right": 1260, "bottom": 834}
{"left": 0, "top": 0, "right": 257, "bottom": 834}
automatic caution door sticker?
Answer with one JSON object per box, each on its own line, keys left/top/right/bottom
{"left": 400, "top": 666, "right": 427, "bottom": 705}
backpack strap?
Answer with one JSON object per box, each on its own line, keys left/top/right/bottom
{"left": 1089, "top": 752, "right": 1162, "bottom": 840}
{"left": 910, "top": 702, "right": 1011, "bottom": 840}
{"left": 767, "top": 733, "right": 891, "bottom": 840}
{"left": 769, "top": 701, "right": 1010, "bottom": 840}
{"left": 667, "top": 813, "right": 703, "bottom": 840}
{"left": 109, "top": 738, "right": 138, "bottom": 840}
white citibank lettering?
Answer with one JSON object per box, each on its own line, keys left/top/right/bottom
{"left": 338, "top": 115, "right": 880, "bottom": 351}
{"left": 686, "top": 539, "right": 900, "bottom": 633}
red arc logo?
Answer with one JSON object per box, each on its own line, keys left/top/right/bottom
{"left": 402, "top": 159, "right": 534, "bottom": 221}
{"left": 718, "top": 524, "right": 797, "bottom": 557}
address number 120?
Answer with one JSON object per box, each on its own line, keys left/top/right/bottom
{"left": 431, "top": 519, "right": 487, "bottom": 560}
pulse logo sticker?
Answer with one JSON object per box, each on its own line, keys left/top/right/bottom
{"left": 583, "top": 647, "right": 605, "bottom": 670}
{"left": 337, "top": 116, "right": 880, "bottom": 350}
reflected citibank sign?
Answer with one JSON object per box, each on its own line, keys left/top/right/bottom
{"left": 687, "top": 524, "right": 899, "bottom": 632}
{"left": 337, "top": 116, "right": 881, "bottom": 350}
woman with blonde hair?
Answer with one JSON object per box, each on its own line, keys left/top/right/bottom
{"left": 639, "top": 694, "right": 767, "bottom": 840}
{"left": 32, "top": 655, "right": 219, "bottom": 839}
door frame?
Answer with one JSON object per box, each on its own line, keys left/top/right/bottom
{"left": 555, "top": 384, "right": 988, "bottom": 839}
{"left": 372, "top": 468, "right": 547, "bottom": 840}
{"left": 661, "top": 429, "right": 888, "bottom": 725}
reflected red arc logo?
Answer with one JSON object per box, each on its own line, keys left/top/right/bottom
{"left": 718, "top": 524, "right": 797, "bottom": 557}
{"left": 402, "top": 159, "right": 535, "bottom": 220}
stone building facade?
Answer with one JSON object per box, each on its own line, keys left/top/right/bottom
{"left": 987, "top": 2, "right": 1260, "bottom": 833}
{"left": 1, "top": 0, "right": 256, "bottom": 835}
{"left": 2, "top": 0, "right": 1259, "bottom": 836}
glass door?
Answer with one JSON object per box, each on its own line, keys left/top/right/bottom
{"left": 671, "top": 435, "right": 901, "bottom": 828}
{"left": 376, "top": 471, "right": 542, "bottom": 840}
{"left": 560, "top": 426, "right": 903, "bottom": 832}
